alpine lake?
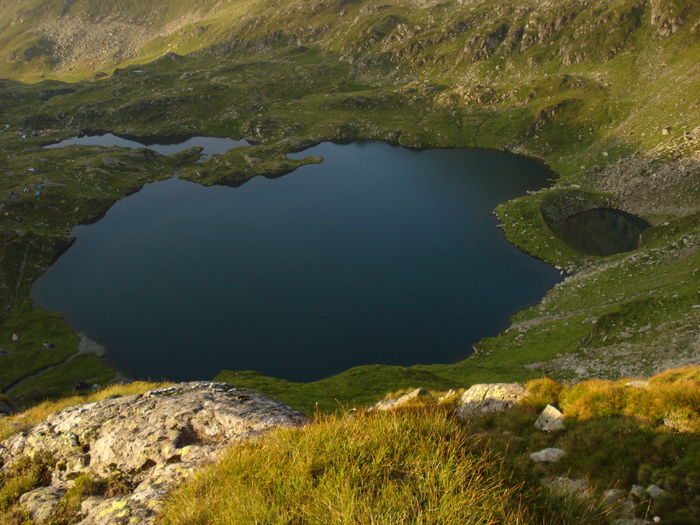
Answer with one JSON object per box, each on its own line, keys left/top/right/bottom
{"left": 31, "top": 136, "right": 564, "bottom": 383}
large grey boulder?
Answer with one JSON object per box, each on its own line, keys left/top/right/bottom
{"left": 0, "top": 382, "right": 309, "bottom": 524}
{"left": 456, "top": 383, "right": 527, "bottom": 420}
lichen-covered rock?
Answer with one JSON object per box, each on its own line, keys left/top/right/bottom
{"left": 19, "top": 486, "right": 65, "bottom": 523}
{"left": 456, "top": 383, "right": 527, "bottom": 420}
{"left": 0, "top": 382, "right": 309, "bottom": 524}
{"left": 646, "top": 484, "right": 668, "bottom": 499}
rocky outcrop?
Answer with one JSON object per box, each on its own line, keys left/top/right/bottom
{"left": 0, "top": 382, "right": 309, "bottom": 524}
{"left": 456, "top": 383, "right": 527, "bottom": 420}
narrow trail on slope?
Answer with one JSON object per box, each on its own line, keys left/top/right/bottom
{"left": 2, "top": 333, "right": 107, "bottom": 395}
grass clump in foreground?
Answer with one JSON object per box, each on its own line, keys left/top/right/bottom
{"left": 160, "top": 405, "right": 611, "bottom": 525}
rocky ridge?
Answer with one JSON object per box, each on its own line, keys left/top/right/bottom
{"left": 0, "top": 382, "right": 309, "bottom": 524}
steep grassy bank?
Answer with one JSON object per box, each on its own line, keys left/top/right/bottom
{"left": 0, "top": 0, "right": 698, "bottom": 406}
{"left": 163, "top": 367, "right": 700, "bottom": 524}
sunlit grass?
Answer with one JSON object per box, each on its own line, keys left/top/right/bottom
{"left": 161, "top": 405, "right": 611, "bottom": 524}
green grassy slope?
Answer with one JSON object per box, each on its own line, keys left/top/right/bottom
{"left": 2, "top": 370, "right": 698, "bottom": 524}
{"left": 0, "top": 0, "right": 698, "bottom": 409}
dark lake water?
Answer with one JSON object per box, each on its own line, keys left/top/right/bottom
{"left": 563, "top": 207, "right": 651, "bottom": 256}
{"left": 45, "top": 133, "right": 246, "bottom": 160}
{"left": 31, "top": 141, "right": 562, "bottom": 383}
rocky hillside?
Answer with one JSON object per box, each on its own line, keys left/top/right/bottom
{"left": 1, "top": 0, "right": 698, "bottom": 85}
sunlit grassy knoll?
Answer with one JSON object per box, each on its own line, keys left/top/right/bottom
{"left": 445, "top": 368, "right": 700, "bottom": 524}
{"left": 160, "top": 405, "right": 612, "bottom": 525}
{"left": 166, "top": 369, "right": 700, "bottom": 522}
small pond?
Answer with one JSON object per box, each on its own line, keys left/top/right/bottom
{"left": 563, "top": 207, "right": 651, "bottom": 256}
{"left": 45, "top": 133, "right": 246, "bottom": 160}
{"left": 31, "top": 141, "right": 563, "bottom": 383}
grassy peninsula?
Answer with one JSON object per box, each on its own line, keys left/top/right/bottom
{"left": 0, "top": 0, "right": 698, "bottom": 411}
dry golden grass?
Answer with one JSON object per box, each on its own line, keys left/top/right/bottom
{"left": 161, "top": 405, "right": 611, "bottom": 524}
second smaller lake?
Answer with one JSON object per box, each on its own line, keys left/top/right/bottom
{"left": 45, "top": 133, "right": 246, "bottom": 160}
{"left": 563, "top": 207, "right": 651, "bottom": 256}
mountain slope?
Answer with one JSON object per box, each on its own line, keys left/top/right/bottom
{"left": 0, "top": 0, "right": 698, "bottom": 405}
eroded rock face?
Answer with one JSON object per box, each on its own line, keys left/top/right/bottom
{"left": 456, "top": 383, "right": 527, "bottom": 420}
{"left": 0, "top": 382, "right": 310, "bottom": 524}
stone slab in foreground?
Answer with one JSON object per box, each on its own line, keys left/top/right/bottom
{"left": 0, "top": 382, "right": 310, "bottom": 524}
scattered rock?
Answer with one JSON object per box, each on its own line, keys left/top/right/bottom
{"left": 616, "top": 497, "right": 638, "bottom": 521}
{"left": 437, "top": 389, "right": 459, "bottom": 403}
{"left": 543, "top": 476, "right": 588, "bottom": 497}
{"left": 368, "top": 388, "right": 433, "bottom": 412}
{"left": 1, "top": 382, "right": 309, "bottom": 524}
{"left": 663, "top": 412, "right": 694, "bottom": 432}
{"left": 604, "top": 488, "right": 626, "bottom": 506}
{"left": 456, "top": 383, "right": 527, "bottom": 420}
{"left": 575, "top": 367, "right": 589, "bottom": 377}
{"left": 630, "top": 484, "right": 646, "bottom": 500}
{"left": 530, "top": 447, "right": 565, "bottom": 463}
{"left": 646, "top": 484, "right": 668, "bottom": 499}
{"left": 534, "top": 404, "right": 565, "bottom": 431}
